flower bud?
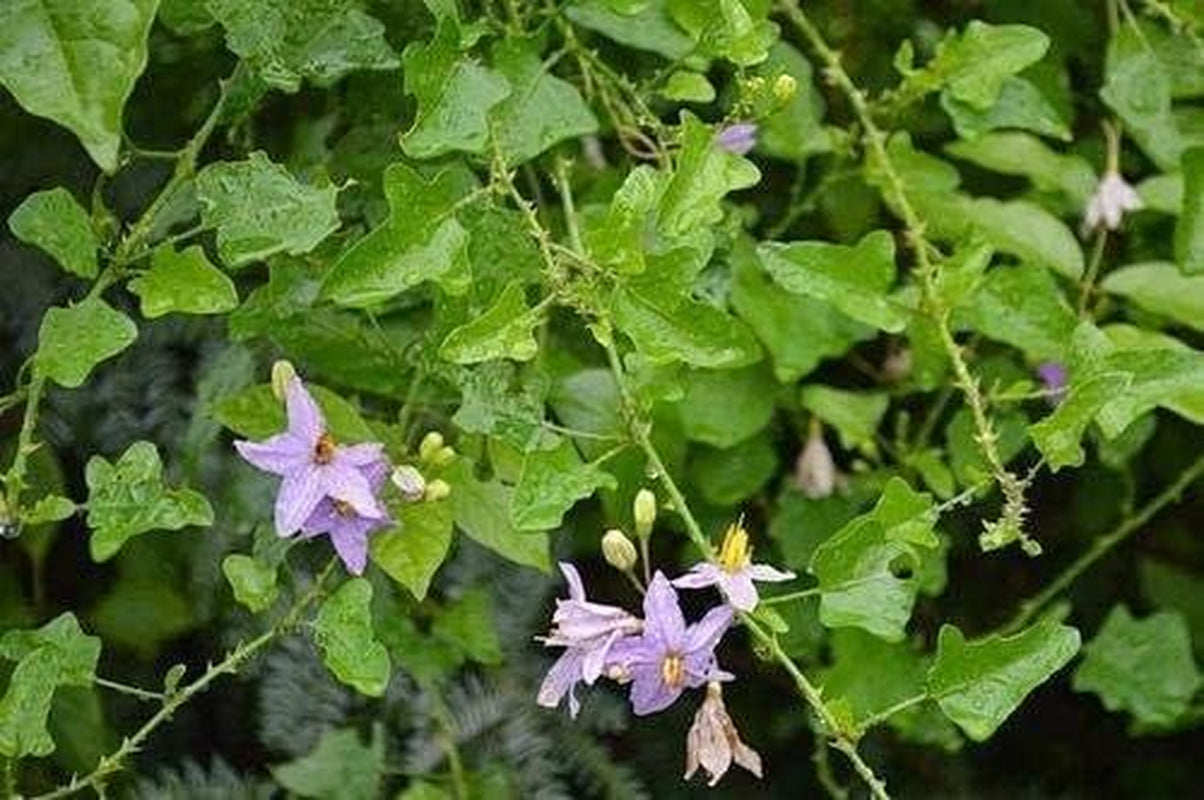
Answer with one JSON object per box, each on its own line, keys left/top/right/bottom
{"left": 432, "top": 445, "right": 457, "bottom": 467}
{"left": 390, "top": 465, "right": 426, "bottom": 501}
{"left": 881, "top": 345, "right": 912, "bottom": 383}
{"left": 795, "top": 425, "right": 837, "bottom": 500}
{"left": 773, "top": 74, "right": 797, "bottom": 104}
{"left": 418, "top": 431, "right": 445, "bottom": 463}
{"left": 424, "top": 479, "right": 451, "bottom": 502}
{"left": 270, "top": 360, "right": 298, "bottom": 401}
{"left": 633, "top": 489, "right": 657, "bottom": 539}
{"left": 602, "top": 529, "right": 639, "bottom": 572}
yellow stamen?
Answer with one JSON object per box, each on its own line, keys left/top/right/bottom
{"left": 717, "top": 520, "right": 751, "bottom": 573}
{"left": 314, "top": 432, "right": 337, "bottom": 464}
{"left": 661, "top": 653, "right": 685, "bottom": 689}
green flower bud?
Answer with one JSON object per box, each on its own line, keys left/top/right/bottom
{"left": 633, "top": 489, "right": 657, "bottom": 539}
{"left": 602, "top": 528, "right": 639, "bottom": 572}
{"left": 419, "top": 432, "right": 445, "bottom": 463}
{"left": 425, "top": 478, "right": 452, "bottom": 502}
{"left": 773, "top": 74, "right": 798, "bottom": 105}
{"left": 270, "top": 360, "right": 298, "bottom": 401}
{"left": 391, "top": 465, "right": 426, "bottom": 501}
{"left": 432, "top": 445, "right": 457, "bottom": 467}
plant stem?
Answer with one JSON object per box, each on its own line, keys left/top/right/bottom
{"left": 33, "top": 559, "right": 338, "bottom": 800}
{"left": 760, "top": 587, "right": 821, "bottom": 606}
{"left": 1078, "top": 229, "right": 1109, "bottom": 317}
{"left": 1004, "top": 454, "right": 1204, "bottom": 634}
{"left": 858, "top": 693, "right": 930, "bottom": 729}
{"left": 93, "top": 677, "right": 167, "bottom": 703}
{"left": 776, "top": 0, "right": 1033, "bottom": 552}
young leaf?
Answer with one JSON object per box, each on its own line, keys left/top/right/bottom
{"left": 8, "top": 188, "right": 99, "bottom": 278}
{"left": 221, "top": 554, "right": 279, "bottom": 613}
{"left": 667, "top": 0, "right": 775, "bottom": 66}
{"left": 272, "top": 727, "right": 384, "bottom": 800}
{"left": 1073, "top": 605, "right": 1202, "bottom": 728}
{"left": 312, "top": 578, "right": 391, "bottom": 697}
{"left": 399, "top": 19, "right": 510, "bottom": 158}
{"left": 1176, "top": 147, "right": 1204, "bottom": 275}
{"left": 809, "top": 478, "right": 940, "bottom": 641}
{"left": 657, "top": 111, "right": 761, "bottom": 237}
{"left": 927, "top": 618, "right": 1080, "bottom": 741}
{"left": 0, "top": 614, "right": 101, "bottom": 758}
{"left": 510, "top": 439, "right": 617, "bottom": 531}
{"left": 942, "top": 76, "right": 1071, "bottom": 142}
{"left": 757, "top": 230, "right": 907, "bottom": 333}
{"left": 489, "top": 38, "right": 598, "bottom": 165}
{"left": 23, "top": 495, "right": 77, "bottom": 526}
{"left": 612, "top": 288, "right": 763, "bottom": 369}
{"left": 800, "top": 385, "right": 890, "bottom": 450}
{"left": 1102, "top": 261, "right": 1204, "bottom": 331}
{"left": 37, "top": 298, "right": 137, "bottom": 388}
{"left": 195, "top": 152, "right": 340, "bottom": 268}
{"left": 370, "top": 499, "right": 454, "bottom": 601}
{"left": 586, "top": 166, "right": 661, "bottom": 275}
{"left": 1030, "top": 372, "right": 1132, "bottom": 470}
{"left": 960, "top": 262, "right": 1078, "bottom": 360}
{"left": 85, "top": 441, "right": 214, "bottom": 562}
{"left": 0, "top": 0, "right": 158, "bottom": 172}
{"left": 207, "top": 0, "right": 398, "bottom": 93}
{"left": 440, "top": 282, "right": 544, "bottom": 364}
{"left": 322, "top": 163, "right": 473, "bottom": 306}
{"left": 129, "top": 245, "right": 239, "bottom": 318}
{"left": 446, "top": 461, "right": 551, "bottom": 571}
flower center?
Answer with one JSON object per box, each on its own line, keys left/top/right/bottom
{"left": 717, "top": 521, "right": 751, "bottom": 573}
{"left": 314, "top": 432, "right": 337, "bottom": 464}
{"left": 661, "top": 652, "right": 685, "bottom": 689}
{"left": 333, "top": 499, "right": 355, "bottom": 518}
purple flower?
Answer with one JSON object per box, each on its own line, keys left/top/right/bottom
{"left": 299, "top": 458, "right": 392, "bottom": 575}
{"left": 685, "top": 681, "right": 763, "bottom": 786}
{"left": 608, "top": 572, "right": 733, "bottom": 715}
{"left": 716, "top": 123, "right": 757, "bottom": 156}
{"left": 1037, "top": 361, "right": 1068, "bottom": 405}
{"left": 537, "top": 563, "right": 642, "bottom": 717}
{"left": 672, "top": 522, "right": 794, "bottom": 612}
{"left": 235, "top": 377, "right": 385, "bottom": 536}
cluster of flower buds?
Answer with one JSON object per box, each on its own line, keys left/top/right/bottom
{"left": 235, "top": 364, "right": 444, "bottom": 574}
{"left": 537, "top": 495, "right": 795, "bottom": 785}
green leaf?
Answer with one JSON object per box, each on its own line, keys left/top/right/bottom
{"left": 691, "top": 433, "right": 778, "bottom": 506}
{"left": 0, "top": 614, "right": 101, "bottom": 758}
{"left": 757, "top": 230, "right": 906, "bottom": 333}
{"left": 322, "top": 163, "right": 472, "bottom": 306}
{"left": 84, "top": 441, "right": 214, "bottom": 562}
{"left": 128, "top": 245, "right": 239, "bottom": 318}
{"left": 809, "top": 478, "right": 940, "bottom": 641}
{"left": 942, "top": 76, "right": 1071, "bottom": 142}
{"left": 37, "top": 298, "right": 137, "bottom": 388}
{"left": 667, "top": 0, "right": 775, "bottom": 66}
{"left": 449, "top": 362, "right": 555, "bottom": 453}
{"left": 612, "top": 288, "right": 763, "bottom": 369}
{"left": 221, "top": 554, "right": 279, "bottom": 613}
{"left": 658, "top": 112, "right": 760, "bottom": 237}
{"left": 440, "top": 282, "right": 544, "bottom": 364}
{"left": 446, "top": 460, "right": 550, "bottom": 571}
{"left": 1102, "top": 261, "right": 1204, "bottom": 330}
{"left": 730, "top": 237, "right": 872, "bottom": 382}
{"left": 489, "top": 38, "right": 598, "bottom": 164}
{"left": 23, "top": 495, "right": 77, "bottom": 525}
{"left": 564, "top": 0, "right": 693, "bottom": 60}
{"left": 586, "top": 166, "right": 661, "bottom": 275}
{"left": 195, "top": 152, "right": 340, "bottom": 268}
{"left": 312, "top": 578, "right": 391, "bottom": 697}
{"left": 510, "top": 439, "right": 617, "bottom": 531}
{"left": 1101, "top": 32, "right": 1182, "bottom": 170}
{"left": 8, "top": 188, "right": 98, "bottom": 278}
{"left": 960, "top": 263, "right": 1078, "bottom": 360}
{"left": 214, "top": 383, "right": 375, "bottom": 443}
{"left": 1030, "top": 372, "right": 1133, "bottom": 470}
{"left": 1176, "top": 147, "right": 1204, "bottom": 275}
{"left": 959, "top": 199, "right": 1084, "bottom": 280}
{"left": 431, "top": 588, "right": 503, "bottom": 665}
{"left": 927, "top": 618, "right": 1080, "bottom": 741}
{"left": 675, "top": 364, "right": 776, "bottom": 448}
{"left": 662, "top": 70, "right": 714, "bottom": 102}
{"left": 272, "top": 727, "right": 384, "bottom": 800}
{"left": 945, "top": 132, "right": 1095, "bottom": 206}
{"left": 370, "top": 499, "right": 454, "bottom": 600}
{"left": 206, "top": 0, "right": 398, "bottom": 93}
{"left": 800, "top": 385, "right": 890, "bottom": 450}
{"left": 399, "top": 19, "right": 510, "bottom": 158}
{"left": 1073, "top": 605, "right": 1202, "bottom": 728}
{"left": 0, "top": 0, "right": 158, "bottom": 171}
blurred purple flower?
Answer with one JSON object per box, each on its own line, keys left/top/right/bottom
{"left": 673, "top": 522, "right": 794, "bottom": 611}
{"left": 608, "top": 573, "right": 733, "bottom": 715}
{"left": 716, "top": 123, "right": 758, "bottom": 156}
{"left": 537, "top": 562, "right": 642, "bottom": 717}
{"left": 1083, "top": 171, "right": 1143, "bottom": 232}
{"left": 235, "top": 377, "right": 385, "bottom": 536}
{"left": 299, "top": 458, "right": 392, "bottom": 575}
{"left": 1037, "top": 361, "right": 1068, "bottom": 405}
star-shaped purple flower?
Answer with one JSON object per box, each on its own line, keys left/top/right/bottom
{"left": 716, "top": 123, "right": 758, "bottom": 156}
{"left": 234, "top": 377, "right": 385, "bottom": 536}
{"left": 672, "top": 522, "right": 794, "bottom": 612}
{"left": 607, "top": 572, "right": 734, "bottom": 716}
{"left": 537, "top": 562, "right": 642, "bottom": 718}
{"left": 299, "top": 458, "right": 392, "bottom": 575}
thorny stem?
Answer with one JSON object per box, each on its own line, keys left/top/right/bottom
{"left": 32, "top": 559, "right": 339, "bottom": 800}
{"left": 93, "top": 677, "right": 167, "bottom": 703}
{"left": 1005, "top": 454, "right": 1204, "bottom": 634}
{"left": 777, "top": 0, "right": 1035, "bottom": 555}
